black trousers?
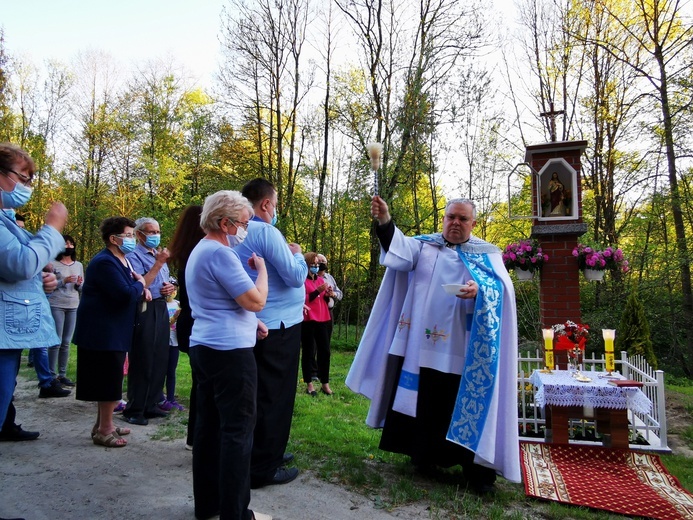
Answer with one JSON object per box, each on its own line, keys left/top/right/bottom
{"left": 300, "top": 320, "right": 331, "bottom": 384}
{"left": 250, "top": 322, "right": 301, "bottom": 485}
{"left": 191, "top": 346, "right": 256, "bottom": 520}
{"left": 124, "top": 299, "right": 169, "bottom": 418}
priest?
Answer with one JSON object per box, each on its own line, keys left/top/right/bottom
{"left": 346, "top": 196, "right": 521, "bottom": 492}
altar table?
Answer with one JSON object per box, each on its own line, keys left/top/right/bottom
{"left": 529, "top": 369, "right": 652, "bottom": 449}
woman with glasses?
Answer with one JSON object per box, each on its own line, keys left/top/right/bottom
{"left": 73, "top": 217, "right": 149, "bottom": 447}
{"left": 301, "top": 252, "right": 335, "bottom": 396}
{"left": 186, "top": 190, "right": 271, "bottom": 520}
{"left": 0, "top": 143, "right": 67, "bottom": 458}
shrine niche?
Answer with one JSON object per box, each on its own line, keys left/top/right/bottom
{"left": 537, "top": 158, "right": 578, "bottom": 221}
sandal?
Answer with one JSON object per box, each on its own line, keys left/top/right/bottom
{"left": 93, "top": 430, "right": 127, "bottom": 448}
{"left": 92, "top": 425, "right": 131, "bottom": 438}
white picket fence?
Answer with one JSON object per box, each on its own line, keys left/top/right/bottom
{"left": 517, "top": 349, "right": 669, "bottom": 452}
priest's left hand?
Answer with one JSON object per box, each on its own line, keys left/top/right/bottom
{"left": 456, "top": 280, "right": 478, "bottom": 300}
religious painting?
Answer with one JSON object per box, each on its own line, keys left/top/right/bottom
{"left": 537, "top": 159, "right": 578, "bottom": 220}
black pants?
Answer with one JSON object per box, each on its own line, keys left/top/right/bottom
{"left": 250, "top": 322, "right": 301, "bottom": 485}
{"left": 124, "top": 299, "right": 169, "bottom": 418}
{"left": 300, "top": 320, "right": 331, "bottom": 384}
{"left": 191, "top": 346, "right": 256, "bottom": 520}
{"left": 380, "top": 361, "right": 497, "bottom": 486}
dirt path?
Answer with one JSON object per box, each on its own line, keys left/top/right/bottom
{"left": 0, "top": 374, "right": 430, "bottom": 520}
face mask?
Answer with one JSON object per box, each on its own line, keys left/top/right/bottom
{"left": 118, "top": 237, "right": 137, "bottom": 254}
{"left": 309, "top": 266, "right": 319, "bottom": 275}
{"left": 64, "top": 247, "right": 75, "bottom": 256}
{"left": 144, "top": 234, "right": 161, "bottom": 249}
{"left": 235, "top": 225, "right": 248, "bottom": 242}
{"left": 1, "top": 179, "right": 33, "bottom": 209}
{"left": 318, "top": 263, "right": 327, "bottom": 272}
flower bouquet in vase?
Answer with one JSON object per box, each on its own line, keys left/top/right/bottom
{"left": 552, "top": 321, "right": 589, "bottom": 371}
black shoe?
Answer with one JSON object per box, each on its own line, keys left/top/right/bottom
{"left": 57, "top": 376, "right": 76, "bottom": 387}
{"left": 144, "top": 408, "right": 168, "bottom": 419}
{"left": 123, "top": 415, "right": 148, "bottom": 426}
{"left": 0, "top": 424, "right": 40, "bottom": 442}
{"left": 283, "top": 452, "right": 294, "bottom": 464}
{"left": 38, "top": 379, "right": 71, "bottom": 398}
{"left": 469, "top": 482, "right": 496, "bottom": 495}
{"left": 252, "top": 466, "right": 299, "bottom": 488}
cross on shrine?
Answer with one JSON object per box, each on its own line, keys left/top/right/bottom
{"left": 539, "top": 102, "right": 565, "bottom": 142}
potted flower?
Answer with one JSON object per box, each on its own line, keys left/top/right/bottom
{"left": 552, "top": 320, "right": 590, "bottom": 370}
{"left": 573, "top": 244, "right": 629, "bottom": 281}
{"left": 502, "top": 239, "right": 548, "bottom": 281}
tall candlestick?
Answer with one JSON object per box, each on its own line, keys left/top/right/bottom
{"left": 542, "top": 328, "right": 554, "bottom": 372}
{"left": 603, "top": 329, "right": 616, "bottom": 373}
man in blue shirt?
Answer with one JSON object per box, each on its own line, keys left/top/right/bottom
{"left": 123, "top": 217, "right": 175, "bottom": 426}
{"left": 235, "top": 179, "right": 307, "bottom": 489}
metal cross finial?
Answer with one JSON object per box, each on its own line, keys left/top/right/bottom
{"left": 539, "top": 102, "right": 565, "bottom": 142}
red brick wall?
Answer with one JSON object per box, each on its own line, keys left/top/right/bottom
{"left": 537, "top": 236, "right": 581, "bottom": 327}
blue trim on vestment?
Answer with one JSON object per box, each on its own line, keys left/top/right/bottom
{"left": 397, "top": 370, "right": 419, "bottom": 391}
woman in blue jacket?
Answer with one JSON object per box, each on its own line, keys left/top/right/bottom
{"left": 73, "top": 217, "right": 148, "bottom": 447}
{"left": 0, "top": 143, "right": 67, "bottom": 432}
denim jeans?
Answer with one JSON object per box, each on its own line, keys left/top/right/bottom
{"left": 48, "top": 307, "right": 77, "bottom": 378}
{"left": 0, "top": 349, "right": 22, "bottom": 426}
{"left": 33, "top": 347, "right": 53, "bottom": 387}
{"left": 190, "top": 345, "right": 256, "bottom": 520}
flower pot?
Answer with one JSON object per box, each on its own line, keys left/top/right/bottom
{"left": 514, "top": 268, "right": 535, "bottom": 281}
{"left": 583, "top": 269, "right": 605, "bottom": 282}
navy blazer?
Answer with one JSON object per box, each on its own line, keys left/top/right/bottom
{"left": 73, "top": 248, "right": 144, "bottom": 352}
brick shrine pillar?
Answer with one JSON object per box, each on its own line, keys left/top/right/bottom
{"left": 526, "top": 141, "right": 588, "bottom": 329}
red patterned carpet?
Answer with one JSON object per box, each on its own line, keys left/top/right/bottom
{"left": 520, "top": 441, "right": 693, "bottom": 520}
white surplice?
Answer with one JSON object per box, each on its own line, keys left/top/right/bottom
{"left": 346, "top": 226, "right": 521, "bottom": 482}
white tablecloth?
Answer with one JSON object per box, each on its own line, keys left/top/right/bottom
{"left": 529, "top": 369, "right": 652, "bottom": 415}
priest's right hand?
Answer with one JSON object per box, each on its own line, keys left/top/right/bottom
{"left": 371, "top": 196, "right": 391, "bottom": 226}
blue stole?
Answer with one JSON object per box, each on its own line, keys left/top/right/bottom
{"left": 414, "top": 234, "right": 503, "bottom": 452}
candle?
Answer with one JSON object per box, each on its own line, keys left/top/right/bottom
{"left": 603, "top": 329, "right": 616, "bottom": 373}
{"left": 542, "top": 328, "right": 554, "bottom": 371}
{"left": 603, "top": 329, "right": 615, "bottom": 352}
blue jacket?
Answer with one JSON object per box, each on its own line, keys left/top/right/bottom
{"left": 0, "top": 212, "right": 64, "bottom": 350}
{"left": 73, "top": 248, "right": 144, "bottom": 352}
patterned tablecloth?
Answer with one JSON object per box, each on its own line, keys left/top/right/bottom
{"left": 530, "top": 369, "right": 652, "bottom": 415}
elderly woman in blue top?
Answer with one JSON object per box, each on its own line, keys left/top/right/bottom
{"left": 186, "top": 190, "right": 271, "bottom": 520}
{"left": 73, "top": 217, "right": 148, "bottom": 447}
{"left": 0, "top": 143, "right": 67, "bottom": 434}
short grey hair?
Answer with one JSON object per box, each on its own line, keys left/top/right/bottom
{"left": 134, "top": 217, "right": 159, "bottom": 232}
{"left": 445, "top": 198, "right": 477, "bottom": 220}
{"left": 200, "top": 190, "right": 254, "bottom": 233}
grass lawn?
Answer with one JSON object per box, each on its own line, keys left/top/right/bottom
{"left": 21, "top": 343, "right": 692, "bottom": 519}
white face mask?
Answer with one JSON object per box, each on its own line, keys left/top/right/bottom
{"left": 235, "top": 225, "right": 248, "bottom": 242}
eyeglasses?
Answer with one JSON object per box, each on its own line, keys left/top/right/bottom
{"left": 113, "top": 233, "right": 136, "bottom": 239}
{"left": 4, "top": 168, "right": 32, "bottom": 187}
{"left": 139, "top": 230, "right": 160, "bottom": 236}
{"left": 234, "top": 220, "right": 249, "bottom": 230}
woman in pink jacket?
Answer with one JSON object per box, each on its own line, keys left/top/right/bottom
{"left": 301, "top": 252, "right": 334, "bottom": 396}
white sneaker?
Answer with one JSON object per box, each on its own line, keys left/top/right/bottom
{"left": 185, "top": 443, "right": 193, "bottom": 451}
{"left": 253, "top": 512, "right": 272, "bottom": 520}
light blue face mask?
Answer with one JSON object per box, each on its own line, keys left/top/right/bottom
{"left": 309, "top": 266, "right": 319, "bottom": 275}
{"left": 271, "top": 210, "right": 278, "bottom": 227}
{"left": 144, "top": 234, "right": 161, "bottom": 249}
{"left": 1, "top": 178, "right": 33, "bottom": 209}
{"left": 119, "top": 237, "right": 137, "bottom": 254}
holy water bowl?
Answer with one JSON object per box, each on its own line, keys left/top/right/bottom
{"left": 441, "top": 284, "right": 470, "bottom": 296}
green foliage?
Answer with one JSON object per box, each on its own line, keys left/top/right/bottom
{"left": 616, "top": 288, "right": 657, "bottom": 369}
